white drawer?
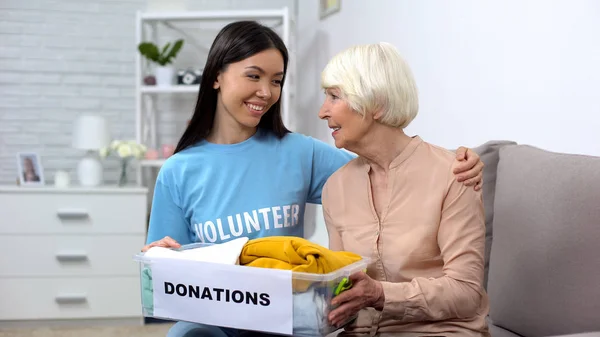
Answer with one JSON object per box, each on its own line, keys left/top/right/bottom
{"left": 0, "top": 192, "right": 147, "bottom": 234}
{"left": 0, "top": 277, "right": 142, "bottom": 320}
{"left": 0, "top": 235, "right": 146, "bottom": 277}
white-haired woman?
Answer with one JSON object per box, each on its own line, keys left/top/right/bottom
{"left": 319, "top": 42, "right": 490, "bottom": 337}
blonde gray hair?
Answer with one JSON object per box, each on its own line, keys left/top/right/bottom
{"left": 321, "top": 42, "right": 419, "bottom": 129}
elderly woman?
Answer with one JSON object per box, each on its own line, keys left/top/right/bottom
{"left": 319, "top": 42, "right": 490, "bottom": 337}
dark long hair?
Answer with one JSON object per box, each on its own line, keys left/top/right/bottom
{"left": 174, "top": 21, "right": 290, "bottom": 154}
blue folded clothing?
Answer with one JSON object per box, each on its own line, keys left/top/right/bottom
{"left": 292, "top": 287, "right": 329, "bottom": 336}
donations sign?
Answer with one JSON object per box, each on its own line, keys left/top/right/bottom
{"left": 150, "top": 257, "right": 293, "bottom": 335}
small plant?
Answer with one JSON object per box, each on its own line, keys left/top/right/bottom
{"left": 138, "top": 39, "right": 184, "bottom": 66}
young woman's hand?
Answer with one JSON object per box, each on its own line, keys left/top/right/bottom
{"left": 141, "top": 236, "right": 181, "bottom": 252}
{"left": 453, "top": 146, "right": 484, "bottom": 191}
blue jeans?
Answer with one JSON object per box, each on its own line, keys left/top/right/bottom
{"left": 166, "top": 321, "right": 274, "bottom": 337}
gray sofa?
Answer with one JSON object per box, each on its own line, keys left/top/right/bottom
{"left": 474, "top": 141, "right": 600, "bottom": 337}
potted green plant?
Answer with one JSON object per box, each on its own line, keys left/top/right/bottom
{"left": 138, "top": 39, "right": 184, "bottom": 87}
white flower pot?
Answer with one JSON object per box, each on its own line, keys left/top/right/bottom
{"left": 155, "top": 66, "right": 175, "bottom": 87}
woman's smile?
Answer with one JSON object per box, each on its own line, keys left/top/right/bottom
{"left": 245, "top": 101, "right": 267, "bottom": 117}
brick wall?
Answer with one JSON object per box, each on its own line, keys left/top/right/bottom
{"left": 0, "top": 0, "right": 296, "bottom": 185}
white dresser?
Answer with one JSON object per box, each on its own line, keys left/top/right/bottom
{"left": 0, "top": 185, "right": 148, "bottom": 327}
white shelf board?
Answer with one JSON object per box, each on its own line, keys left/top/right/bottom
{"left": 140, "top": 9, "right": 286, "bottom": 22}
{"left": 141, "top": 85, "right": 199, "bottom": 94}
{"left": 140, "top": 159, "right": 166, "bottom": 168}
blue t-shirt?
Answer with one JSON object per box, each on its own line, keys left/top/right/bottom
{"left": 146, "top": 129, "right": 354, "bottom": 245}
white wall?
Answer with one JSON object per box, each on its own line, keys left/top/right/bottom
{"left": 302, "top": 0, "right": 600, "bottom": 156}
{"left": 298, "top": 0, "right": 600, "bottom": 246}
{"left": 0, "top": 0, "right": 145, "bottom": 184}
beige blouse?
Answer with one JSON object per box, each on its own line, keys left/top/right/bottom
{"left": 322, "top": 136, "right": 490, "bottom": 337}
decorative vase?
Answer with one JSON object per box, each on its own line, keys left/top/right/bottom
{"left": 161, "top": 144, "right": 175, "bottom": 158}
{"left": 118, "top": 158, "right": 130, "bottom": 187}
{"left": 143, "top": 75, "right": 156, "bottom": 86}
{"left": 155, "top": 65, "right": 174, "bottom": 87}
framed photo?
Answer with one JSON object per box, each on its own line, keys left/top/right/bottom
{"left": 320, "top": 0, "right": 341, "bottom": 20}
{"left": 16, "top": 152, "right": 45, "bottom": 186}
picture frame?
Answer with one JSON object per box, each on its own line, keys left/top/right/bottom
{"left": 320, "top": 0, "right": 341, "bottom": 20}
{"left": 16, "top": 152, "right": 45, "bottom": 186}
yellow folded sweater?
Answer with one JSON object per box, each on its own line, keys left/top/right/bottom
{"left": 239, "top": 236, "right": 362, "bottom": 291}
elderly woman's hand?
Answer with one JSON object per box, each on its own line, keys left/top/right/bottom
{"left": 328, "top": 271, "right": 385, "bottom": 328}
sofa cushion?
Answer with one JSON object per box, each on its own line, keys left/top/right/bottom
{"left": 472, "top": 140, "right": 517, "bottom": 289}
{"left": 487, "top": 145, "right": 600, "bottom": 336}
{"left": 489, "top": 324, "right": 522, "bottom": 337}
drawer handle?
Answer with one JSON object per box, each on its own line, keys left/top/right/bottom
{"left": 56, "top": 208, "right": 89, "bottom": 219}
{"left": 55, "top": 294, "right": 87, "bottom": 304}
{"left": 56, "top": 252, "right": 89, "bottom": 262}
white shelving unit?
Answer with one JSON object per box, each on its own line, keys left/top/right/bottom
{"left": 134, "top": 7, "right": 296, "bottom": 182}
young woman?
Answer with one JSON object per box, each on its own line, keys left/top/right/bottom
{"left": 141, "top": 21, "right": 484, "bottom": 337}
